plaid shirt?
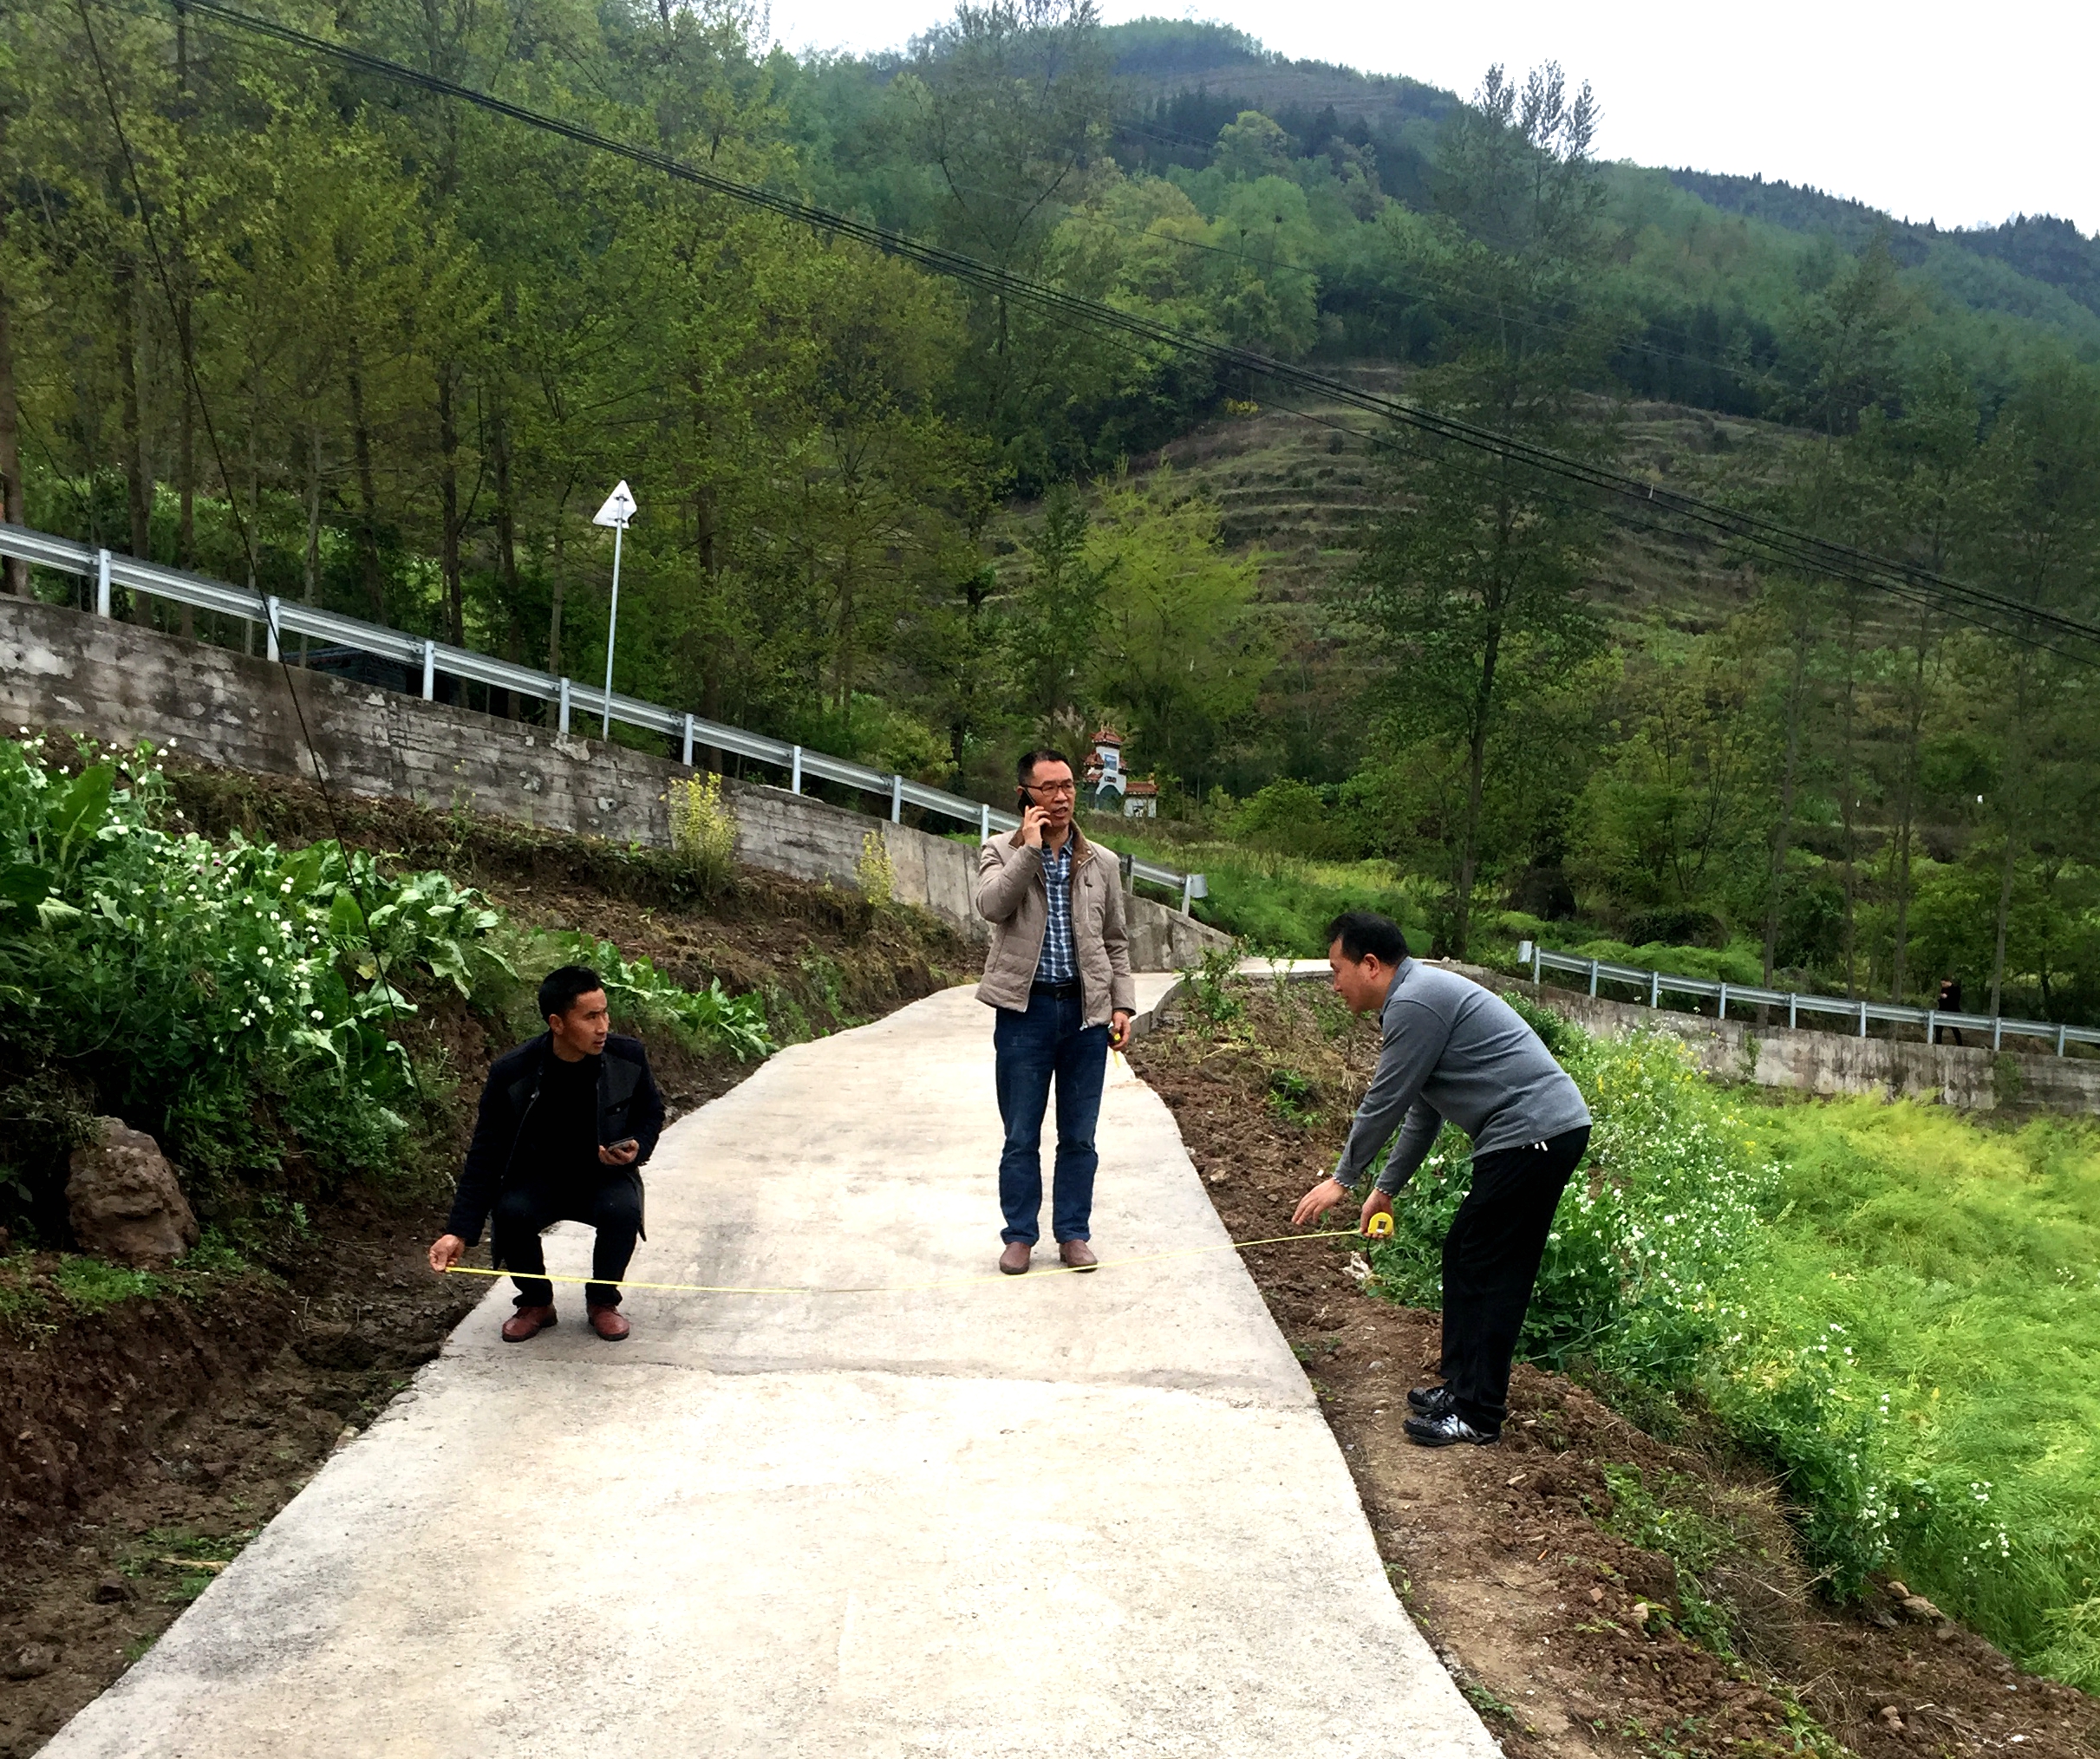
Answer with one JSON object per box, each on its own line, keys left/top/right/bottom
{"left": 1033, "top": 837, "right": 1078, "bottom": 984}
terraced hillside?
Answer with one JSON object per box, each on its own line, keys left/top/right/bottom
{"left": 1149, "top": 372, "right": 1766, "bottom": 634}
{"left": 991, "top": 368, "right": 1929, "bottom": 811}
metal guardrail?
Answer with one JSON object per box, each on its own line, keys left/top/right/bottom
{"left": 1518, "top": 941, "right": 2097, "bottom": 1057}
{"left": 6, "top": 524, "right": 1208, "bottom": 912}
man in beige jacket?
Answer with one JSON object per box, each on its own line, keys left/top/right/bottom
{"left": 975, "top": 748, "right": 1137, "bottom": 1274}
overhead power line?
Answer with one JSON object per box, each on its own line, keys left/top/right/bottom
{"left": 160, "top": 0, "right": 2100, "bottom": 659}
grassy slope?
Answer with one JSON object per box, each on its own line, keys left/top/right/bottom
{"left": 1751, "top": 1099, "right": 2100, "bottom": 1679}
{"left": 1099, "top": 822, "right": 1429, "bottom": 953}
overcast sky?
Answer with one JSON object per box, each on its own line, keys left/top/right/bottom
{"left": 761, "top": 0, "right": 2098, "bottom": 238}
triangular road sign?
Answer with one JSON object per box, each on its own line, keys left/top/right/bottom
{"left": 593, "top": 479, "right": 637, "bottom": 527}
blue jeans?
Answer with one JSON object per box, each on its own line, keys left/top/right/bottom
{"left": 994, "top": 988, "right": 1109, "bottom": 1245}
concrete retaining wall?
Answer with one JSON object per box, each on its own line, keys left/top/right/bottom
{"left": 1132, "top": 959, "right": 2098, "bottom": 1112}
{"left": 0, "top": 596, "right": 1229, "bottom": 967}
{"left": 1487, "top": 969, "right": 2100, "bottom": 1114}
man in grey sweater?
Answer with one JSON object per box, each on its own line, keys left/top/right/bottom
{"left": 1293, "top": 910, "right": 1591, "bottom": 1446}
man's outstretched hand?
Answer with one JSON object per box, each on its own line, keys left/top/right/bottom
{"left": 1291, "top": 1178, "right": 1396, "bottom": 1235}
{"left": 1292, "top": 1177, "right": 1350, "bottom": 1227}
{"left": 428, "top": 1233, "right": 466, "bottom": 1275}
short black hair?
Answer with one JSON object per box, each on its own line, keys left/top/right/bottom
{"left": 1325, "top": 910, "right": 1408, "bottom": 967}
{"left": 1017, "top": 747, "right": 1074, "bottom": 785}
{"left": 539, "top": 964, "right": 605, "bottom": 1023}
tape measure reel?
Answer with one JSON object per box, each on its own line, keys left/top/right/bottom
{"left": 1365, "top": 1211, "right": 1394, "bottom": 1240}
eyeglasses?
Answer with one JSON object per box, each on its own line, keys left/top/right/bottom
{"left": 1024, "top": 779, "right": 1078, "bottom": 797}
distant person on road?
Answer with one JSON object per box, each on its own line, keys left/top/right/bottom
{"left": 1937, "top": 975, "right": 1966, "bottom": 1046}
{"left": 427, "top": 964, "right": 664, "bottom": 1342}
{"left": 1292, "top": 912, "right": 1592, "bottom": 1447}
{"left": 975, "top": 748, "right": 1136, "bottom": 1276}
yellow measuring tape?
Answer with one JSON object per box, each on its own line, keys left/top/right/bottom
{"left": 442, "top": 1225, "right": 1375, "bottom": 1299}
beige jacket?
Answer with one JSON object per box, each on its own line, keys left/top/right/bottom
{"left": 975, "top": 826, "right": 1137, "bottom": 1026}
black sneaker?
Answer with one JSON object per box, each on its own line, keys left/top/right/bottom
{"left": 1403, "top": 1409, "right": 1498, "bottom": 1447}
{"left": 1407, "top": 1384, "right": 1455, "bottom": 1415}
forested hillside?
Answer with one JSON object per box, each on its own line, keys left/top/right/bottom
{"left": 3, "top": 0, "right": 2097, "bottom": 1025}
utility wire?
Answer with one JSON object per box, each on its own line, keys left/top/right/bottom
{"left": 155, "top": 0, "right": 2100, "bottom": 660}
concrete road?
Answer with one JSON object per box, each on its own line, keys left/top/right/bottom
{"left": 44, "top": 980, "right": 1495, "bottom": 1759}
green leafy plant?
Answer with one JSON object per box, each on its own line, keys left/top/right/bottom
{"left": 1595, "top": 1465, "right": 1738, "bottom": 1656}
{"left": 1265, "top": 1065, "right": 1317, "bottom": 1124}
{"left": 667, "top": 772, "right": 738, "bottom": 897}
{"left": 531, "top": 932, "right": 775, "bottom": 1063}
{"left": 855, "top": 828, "right": 896, "bottom": 908}
{"left": 54, "top": 1256, "right": 166, "bottom": 1313}
{"left": 0, "top": 739, "right": 511, "bottom": 1197}
{"left": 1184, "top": 941, "right": 1246, "bottom": 1026}
{"left": 0, "top": 739, "right": 773, "bottom": 1235}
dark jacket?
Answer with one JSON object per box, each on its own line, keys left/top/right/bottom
{"left": 446, "top": 1033, "right": 665, "bottom": 1254}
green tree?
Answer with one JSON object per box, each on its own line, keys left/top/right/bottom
{"left": 1971, "top": 362, "right": 2100, "bottom": 1017}
{"left": 1004, "top": 483, "right": 1111, "bottom": 731}
{"left": 1780, "top": 230, "right": 1914, "bottom": 440}
{"left": 1203, "top": 177, "right": 1321, "bottom": 355}
{"left": 1086, "top": 467, "right": 1269, "bottom": 798}
{"left": 1849, "top": 356, "right": 1991, "bottom": 1002}
{"left": 1212, "top": 109, "right": 1291, "bottom": 182}
{"left": 1346, "top": 63, "right": 1617, "bottom": 956}
{"left": 1568, "top": 638, "right": 1768, "bottom": 931}
{"left": 900, "top": 0, "right": 1112, "bottom": 479}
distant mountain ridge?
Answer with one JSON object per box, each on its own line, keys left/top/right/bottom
{"left": 1104, "top": 18, "right": 2100, "bottom": 326}
{"left": 1667, "top": 171, "right": 2100, "bottom": 316}
{"left": 1102, "top": 18, "right": 1458, "bottom": 134}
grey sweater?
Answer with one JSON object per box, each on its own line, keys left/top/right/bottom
{"left": 1335, "top": 960, "right": 1591, "bottom": 1195}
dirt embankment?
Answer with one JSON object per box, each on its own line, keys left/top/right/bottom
{"left": 1127, "top": 983, "right": 2100, "bottom": 1759}
{"left": 0, "top": 768, "right": 980, "bottom": 1756}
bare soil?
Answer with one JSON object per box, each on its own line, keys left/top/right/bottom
{"left": 1128, "top": 981, "right": 2100, "bottom": 1759}
{"left": 0, "top": 1195, "right": 480, "bottom": 1756}
{"left": 0, "top": 768, "right": 978, "bottom": 1755}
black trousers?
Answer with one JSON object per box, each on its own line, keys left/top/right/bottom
{"left": 1438, "top": 1125, "right": 1591, "bottom": 1432}
{"left": 490, "top": 1177, "right": 642, "bottom": 1310}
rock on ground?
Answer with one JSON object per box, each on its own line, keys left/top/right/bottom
{"left": 66, "top": 1119, "right": 198, "bottom": 1268}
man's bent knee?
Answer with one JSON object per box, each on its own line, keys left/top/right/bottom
{"left": 595, "top": 1190, "right": 642, "bottom": 1235}
{"left": 492, "top": 1189, "right": 540, "bottom": 1231}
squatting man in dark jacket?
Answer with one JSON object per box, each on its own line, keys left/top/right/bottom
{"left": 428, "top": 964, "right": 665, "bottom": 1343}
{"left": 1294, "top": 912, "right": 1591, "bottom": 1446}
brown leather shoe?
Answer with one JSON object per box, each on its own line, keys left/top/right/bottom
{"left": 998, "top": 1241, "right": 1032, "bottom": 1275}
{"left": 1058, "top": 1239, "right": 1099, "bottom": 1272}
{"left": 587, "top": 1305, "right": 630, "bottom": 1341}
{"left": 500, "top": 1305, "right": 557, "bottom": 1343}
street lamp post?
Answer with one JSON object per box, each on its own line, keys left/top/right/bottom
{"left": 592, "top": 479, "right": 637, "bottom": 737}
